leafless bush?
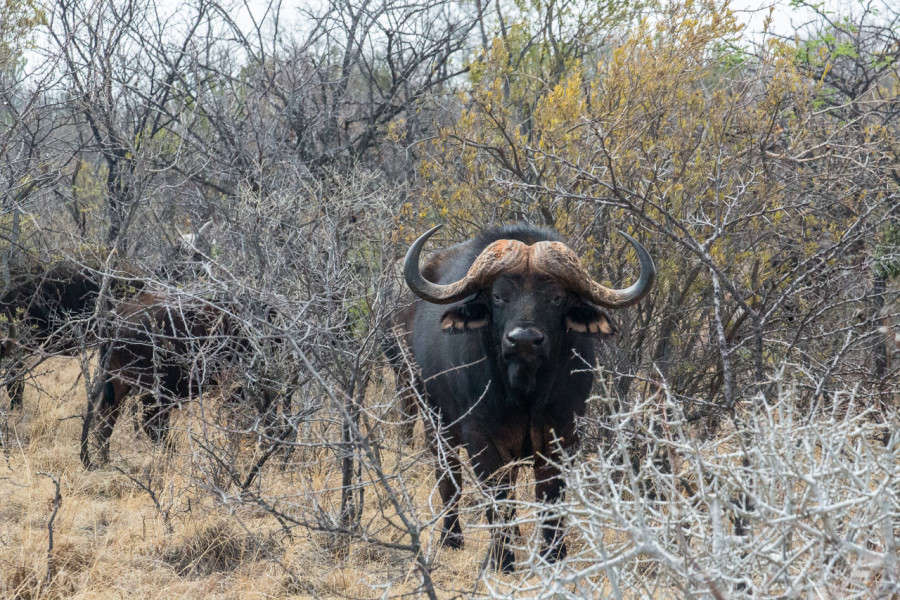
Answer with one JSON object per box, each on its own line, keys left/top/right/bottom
{"left": 471, "top": 374, "right": 900, "bottom": 599}
{"left": 4, "top": 0, "right": 900, "bottom": 597}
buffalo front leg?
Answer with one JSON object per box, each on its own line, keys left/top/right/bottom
{"left": 468, "top": 434, "right": 520, "bottom": 573}
{"left": 531, "top": 419, "right": 578, "bottom": 563}
{"left": 483, "top": 466, "right": 520, "bottom": 573}
{"left": 533, "top": 448, "right": 569, "bottom": 563}
{"left": 427, "top": 421, "right": 464, "bottom": 549}
{"left": 399, "top": 387, "right": 419, "bottom": 443}
{"left": 1, "top": 326, "right": 24, "bottom": 409}
{"left": 93, "top": 376, "right": 128, "bottom": 467}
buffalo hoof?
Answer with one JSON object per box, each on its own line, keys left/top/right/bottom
{"left": 540, "top": 540, "right": 568, "bottom": 563}
{"left": 488, "top": 544, "right": 515, "bottom": 573}
{"left": 440, "top": 529, "right": 464, "bottom": 550}
{"left": 441, "top": 531, "right": 463, "bottom": 550}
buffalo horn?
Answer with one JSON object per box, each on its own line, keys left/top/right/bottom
{"left": 404, "top": 226, "right": 654, "bottom": 308}
{"left": 403, "top": 225, "right": 475, "bottom": 304}
{"left": 532, "top": 229, "right": 655, "bottom": 308}
{"left": 403, "top": 225, "right": 531, "bottom": 304}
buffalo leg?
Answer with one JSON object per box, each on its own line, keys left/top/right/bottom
{"left": 467, "top": 436, "right": 519, "bottom": 572}
{"left": 141, "top": 393, "right": 173, "bottom": 450}
{"left": 94, "top": 376, "right": 128, "bottom": 466}
{"left": 399, "top": 387, "right": 419, "bottom": 442}
{"left": 435, "top": 449, "right": 464, "bottom": 548}
{"left": 261, "top": 389, "right": 290, "bottom": 445}
{"left": 6, "top": 376, "right": 24, "bottom": 410}
{"left": 534, "top": 455, "right": 567, "bottom": 562}
{"left": 426, "top": 419, "right": 465, "bottom": 548}
{"left": 1, "top": 325, "right": 23, "bottom": 409}
{"left": 483, "top": 465, "right": 519, "bottom": 573}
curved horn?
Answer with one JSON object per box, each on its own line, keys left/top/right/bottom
{"left": 404, "top": 226, "right": 532, "bottom": 304}
{"left": 403, "top": 225, "right": 476, "bottom": 304}
{"left": 602, "top": 229, "right": 656, "bottom": 307}
{"left": 532, "top": 229, "right": 655, "bottom": 309}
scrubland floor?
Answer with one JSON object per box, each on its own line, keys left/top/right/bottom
{"left": 6, "top": 359, "right": 893, "bottom": 599}
{"left": 0, "top": 358, "right": 528, "bottom": 599}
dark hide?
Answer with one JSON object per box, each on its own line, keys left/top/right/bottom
{"left": 381, "top": 302, "right": 419, "bottom": 440}
{"left": 80, "top": 293, "right": 286, "bottom": 469}
{"left": 1, "top": 262, "right": 140, "bottom": 409}
{"left": 390, "top": 225, "right": 624, "bottom": 571}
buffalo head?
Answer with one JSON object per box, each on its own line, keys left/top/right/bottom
{"left": 403, "top": 225, "right": 655, "bottom": 393}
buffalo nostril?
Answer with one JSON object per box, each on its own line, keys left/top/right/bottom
{"left": 506, "top": 327, "right": 544, "bottom": 347}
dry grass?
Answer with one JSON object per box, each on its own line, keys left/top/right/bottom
{"left": 7, "top": 360, "right": 894, "bottom": 599}
{"left": 0, "top": 359, "right": 530, "bottom": 599}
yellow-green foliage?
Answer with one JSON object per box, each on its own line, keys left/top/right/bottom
{"left": 420, "top": 0, "right": 876, "bottom": 283}
{"left": 0, "top": 0, "right": 44, "bottom": 65}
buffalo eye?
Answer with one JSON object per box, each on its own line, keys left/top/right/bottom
{"left": 492, "top": 292, "right": 506, "bottom": 305}
{"left": 550, "top": 293, "right": 565, "bottom": 306}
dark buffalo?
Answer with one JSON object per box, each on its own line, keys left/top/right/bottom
{"left": 392, "top": 224, "right": 654, "bottom": 571}
{"left": 80, "top": 292, "right": 287, "bottom": 469}
{"left": 1, "top": 262, "right": 141, "bottom": 409}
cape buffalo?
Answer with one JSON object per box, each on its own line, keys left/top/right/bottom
{"left": 2, "top": 233, "right": 213, "bottom": 411}
{"left": 80, "top": 292, "right": 288, "bottom": 469}
{"left": 393, "top": 224, "right": 654, "bottom": 571}
{"left": 1, "top": 261, "right": 141, "bottom": 409}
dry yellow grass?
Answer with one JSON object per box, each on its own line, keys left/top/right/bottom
{"left": 0, "top": 358, "right": 540, "bottom": 600}
{"left": 6, "top": 359, "right": 888, "bottom": 599}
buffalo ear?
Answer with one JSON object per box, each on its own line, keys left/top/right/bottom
{"left": 566, "top": 302, "right": 615, "bottom": 337}
{"left": 440, "top": 301, "right": 490, "bottom": 333}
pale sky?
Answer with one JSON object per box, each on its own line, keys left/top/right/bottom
{"left": 729, "top": 0, "right": 870, "bottom": 39}
{"left": 230, "top": 0, "right": 849, "bottom": 42}
{"left": 19, "top": 0, "right": 865, "bottom": 79}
